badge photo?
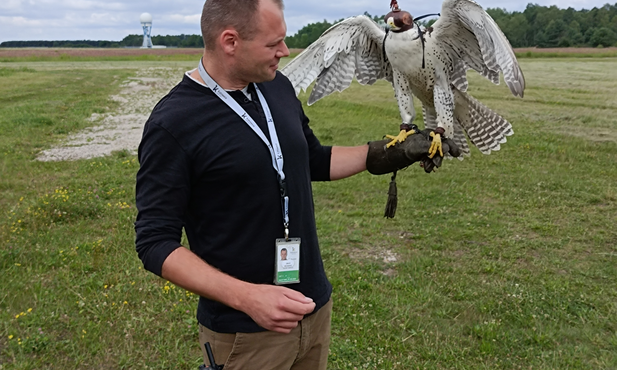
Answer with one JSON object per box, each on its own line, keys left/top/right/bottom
{"left": 274, "top": 238, "right": 301, "bottom": 285}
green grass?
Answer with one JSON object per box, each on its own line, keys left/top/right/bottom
{"left": 0, "top": 47, "right": 613, "bottom": 64}
{"left": 1, "top": 58, "right": 616, "bottom": 369}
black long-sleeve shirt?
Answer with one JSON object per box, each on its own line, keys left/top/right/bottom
{"left": 135, "top": 71, "right": 333, "bottom": 333}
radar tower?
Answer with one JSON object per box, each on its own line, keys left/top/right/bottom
{"left": 140, "top": 13, "right": 153, "bottom": 48}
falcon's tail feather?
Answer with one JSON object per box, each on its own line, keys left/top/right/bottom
{"left": 453, "top": 89, "right": 513, "bottom": 155}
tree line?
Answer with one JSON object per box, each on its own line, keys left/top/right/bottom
{"left": 284, "top": 4, "right": 617, "bottom": 48}
{"left": 2, "top": 4, "right": 617, "bottom": 49}
{"left": 0, "top": 34, "right": 204, "bottom": 48}
{"left": 119, "top": 34, "right": 204, "bottom": 48}
{"left": 488, "top": 3, "right": 617, "bottom": 47}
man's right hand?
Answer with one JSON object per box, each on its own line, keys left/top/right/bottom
{"left": 161, "top": 248, "right": 315, "bottom": 334}
{"left": 241, "top": 285, "right": 316, "bottom": 333}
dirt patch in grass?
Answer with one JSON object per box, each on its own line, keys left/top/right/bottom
{"left": 347, "top": 244, "right": 400, "bottom": 264}
{"left": 347, "top": 245, "right": 401, "bottom": 277}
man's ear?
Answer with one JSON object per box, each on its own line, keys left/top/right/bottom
{"left": 219, "top": 29, "right": 239, "bottom": 56}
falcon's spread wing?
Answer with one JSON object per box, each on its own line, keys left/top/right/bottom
{"left": 430, "top": 0, "right": 525, "bottom": 98}
{"left": 281, "top": 16, "right": 393, "bottom": 105}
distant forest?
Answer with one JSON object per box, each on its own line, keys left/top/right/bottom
{"left": 489, "top": 3, "right": 617, "bottom": 47}
{"left": 285, "top": 4, "right": 617, "bottom": 48}
{"left": 2, "top": 4, "right": 617, "bottom": 49}
{"left": 0, "top": 34, "right": 204, "bottom": 48}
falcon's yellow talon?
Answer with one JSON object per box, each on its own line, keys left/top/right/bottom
{"left": 428, "top": 132, "right": 443, "bottom": 159}
{"left": 385, "top": 129, "right": 417, "bottom": 148}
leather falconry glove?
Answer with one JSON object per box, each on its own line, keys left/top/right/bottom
{"left": 366, "top": 129, "right": 461, "bottom": 175}
{"left": 365, "top": 129, "right": 461, "bottom": 218}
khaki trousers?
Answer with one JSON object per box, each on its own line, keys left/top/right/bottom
{"left": 199, "top": 299, "right": 332, "bottom": 370}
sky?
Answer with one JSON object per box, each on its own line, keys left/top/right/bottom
{"left": 0, "top": 0, "right": 614, "bottom": 44}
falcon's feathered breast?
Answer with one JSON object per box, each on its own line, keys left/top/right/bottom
{"left": 281, "top": 0, "right": 525, "bottom": 159}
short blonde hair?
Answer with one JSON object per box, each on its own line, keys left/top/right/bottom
{"left": 201, "top": 0, "right": 284, "bottom": 51}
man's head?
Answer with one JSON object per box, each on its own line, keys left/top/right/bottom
{"left": 280, "top": 248, "right": 287, "bottom": 260}
{"left": 201, "top": 0, "right": 262, "bottom": 51}
{"left": 200, "top": 0, "right": 289, "bottom": 84}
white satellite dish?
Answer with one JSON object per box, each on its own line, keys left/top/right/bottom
{"left": 140, "top": 13, "right": 153, "bottom": 24}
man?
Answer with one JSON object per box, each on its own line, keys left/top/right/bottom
{"left": 279, "top": 247, "right": 296, "bottom": 271}
{"left": 135, "top": 0, "right": 457, "bottom": 369}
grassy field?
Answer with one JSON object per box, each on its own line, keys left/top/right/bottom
{"left": 2, "top": 46, "right": 616, "bottom": 63}
{"left": 0, "top": 56, "right": 616, "bottom": 369}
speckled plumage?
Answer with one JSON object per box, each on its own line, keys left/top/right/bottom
{"left": 281, "top": 0, "right": 525, "bottom": 158}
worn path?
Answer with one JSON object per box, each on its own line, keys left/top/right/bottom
{"left": 37, "top": 67, "right": 182, "bottom": 161}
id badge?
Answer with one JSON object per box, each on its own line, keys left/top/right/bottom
{"left": 274, "top": 238, "right": 301, "bottom": 285}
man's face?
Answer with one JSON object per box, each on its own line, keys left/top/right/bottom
{"left": 281, "top": 249, "right": 287, "bottom": 260}
{"left": 234, "top": 0, "right": 289, "bottom": 83}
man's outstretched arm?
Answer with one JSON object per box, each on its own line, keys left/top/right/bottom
{"left": 330, "top": 145, "right": 369, "bottom": 180}
{"left": 330, "top": 132, "right": 462, "bottom": 180}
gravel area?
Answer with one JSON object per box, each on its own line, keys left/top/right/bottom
{"left": 37, "top": 67, "right": 185, "bottom": 161}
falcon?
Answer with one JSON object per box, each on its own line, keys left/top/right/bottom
{"left": 281, "top": 0, "right": 525, "bottom": 160}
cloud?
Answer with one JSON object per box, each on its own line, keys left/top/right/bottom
{"left": 0, "top": 0, "right": 23, "bottom": 12}
{"left": 166, "top": 13, "right": 201, "bottom": 25}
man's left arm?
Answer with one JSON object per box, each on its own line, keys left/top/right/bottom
{"left": 330, "top": 145, "right": 369, "bottom": 180}
{"left": 297, "top": 103, "right": 457, "bottom": 182}
{"left": 329, "top": 132, "right": 463, "bottom": 181}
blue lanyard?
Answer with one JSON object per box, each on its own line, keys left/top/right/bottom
{"left": 198, "top": 60, "right": 290, "bottom": 239}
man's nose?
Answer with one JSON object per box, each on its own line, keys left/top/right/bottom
{"left": 278, "top": 41, "right": 290, "bottom": 58}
